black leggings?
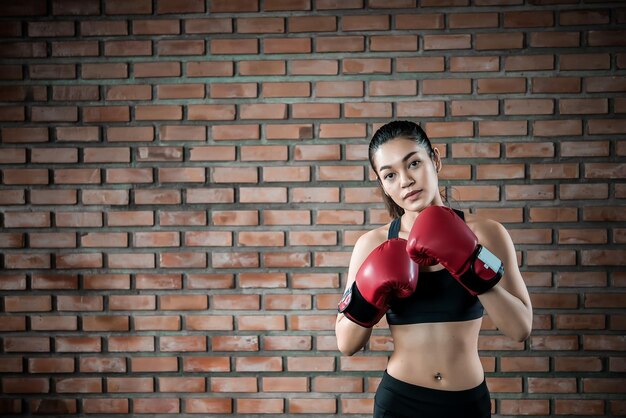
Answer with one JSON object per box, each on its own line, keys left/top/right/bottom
{"left": 374, "top": 371, "right": 491, "bottom": 418}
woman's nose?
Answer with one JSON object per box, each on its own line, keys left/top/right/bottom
{"left": 399, "top": 172, "right": 414, "bottom": 187}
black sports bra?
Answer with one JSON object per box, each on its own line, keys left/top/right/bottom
{"left": 385, "top": 210, "right": 484, "bottom": 325}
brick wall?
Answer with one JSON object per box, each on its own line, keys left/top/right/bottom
{"left": 0, "top": 0, "right": 625, "bottom": 416}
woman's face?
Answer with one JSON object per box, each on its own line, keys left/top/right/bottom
{"left": 372, "top": 137, "right": 442, "bottom": 213}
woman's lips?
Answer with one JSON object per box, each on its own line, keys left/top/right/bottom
{"left": 403, "top": 190, "right": 421, "bottom": 200}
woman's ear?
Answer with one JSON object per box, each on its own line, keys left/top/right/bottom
{"left": 433, "top": 147, "right": 442, "bottom": 173}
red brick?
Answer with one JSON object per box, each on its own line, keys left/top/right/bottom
{"left": 530, "top": 31, "right": 581, "bottom": 48}
{"left": 290, "top": 59, "right": 338, "bottom": 75}
{"left": 3, "top": 168, "right": 48, "bottom": 186}
{"left": 504, "top": 11, "right": 554, "bottom": 28}
{"left": 236, "top": 313, "right": 284, "bottom": 331}
{"left": 289, "top": 15, "right": 336, "bottom": 32}
{"left": 263, "top": 252, "right": 311, "bottom": 268}
{"left": 449, "top": 12, "right": 497, "bottom": 28}
{"left": 160, "top": 125, "right": 205, "bottom": 140}
{"left": 371, "top": 35, "right": 418, "bottom": 51}
{"left": 237, "top": 398, "right": 284, "bottom": 414}
{"left": 316, "top": 0, "right": 362, "bottom": 8}
{"left": 450, "top": 56, "right": 499, "bottom": 72}
{"left": 27, "top": 21, "right": 75, "bottom": 37}
{"left": 422, "top": 78, "right": 471, "bottom": 94}
{"left": 2, "top": 127, "right": 48, "bottom": 143}
{"left": 83, "top": 398, "right": 128, "bottom": 414}
{"left": 316, "top": 36, "right": 364, "bottom": 54}
{"left": 56, "top": 337, "right": 101, "bottom": 353}
{"left": 342, "top": 58, "right": 391, "bottom": 74}
{"left": 0, "top": 65, "right": 22, "bottom": 81}
{"left": 396, "top": 13, "right": 443, "bottom": 29}
{"left": 108, "top": 377, "right": 153, "bottom": 393}
{"left": 51, "top": 0, "right": 99, "bottom": 15}
{"left": 555, "top": 356, "right": 602, "bottom": 372}
{"left": 426, "top": 121, "right": 473, "bottom": 138}
{"left": 476, "top": 33, "right": 523, "bottom": 50}
{"left": 159, "top": 377, "right": 205, "bottom": 392}
{"left": 424, "top": 34, "right": 471, "bottom": 50}
{"left": 104, "top": 40, "right": 151, "bottom": 56}
{"left": 185, "top": 398, "right": 232, "bottom": 414}
{"left": 262, "top": 82, "right": 310, "bottom": 98}
{"left": 237, "top": 17, "right": 284, "bottom": 33}
{"left": 264, "top": 335, "right": 311, "bottom": 351}
{"left": 395, "top": 101, "right": 444, "bottom": 118}
{"left": 211, "top": 39, "right": 258, "bottom": 55}
{"left": 185, "top": 17, "right": 232, "bottom": 34}
{"left": 342, "top": 398, "right": 375, "bottom": 414}
{"left": 104, "top": 0, "right": 151, "bottom": 14}
{"left": 31, "top": 106, "right": 78, "bottom": 122}
{"left": 262, "top": 376, "right": 308, "bottom": 392}
{"left": 51, "top": 40, "right": 99, "bottom": 57}
{"left": 0, "top": 42, "right": 47, "bottom": 58}
{"left": 186, "top": 61, "right": 233, "bottom": 77}
{"left": 264, "top": 0, "right": 309, "bottom": 11}
{"left": 135, "top": 274, "right": 182, "bottom": 290}
{"left": 500, "top": 399, "right": 550, "bottom": 415}
{"left": 82, "top": 63, "right": 128, "bottom": 80}
{"left": 560, "top": 98, "right": 608, "bottom": 114}
{"left": 584, "top": 378, "right": 626, "bottom": 393}
{"left": 211, "top": 377, "right": 257, "bottom": 392}
{"left": 313, "top": 376, "right": 363, "bottom": 392}
{"left": 157, "top": 40, "right": 205, "bottom": 56}
{"left": 555, "top": 399, "right": 604, "bottom": 416}
{"left": 288, "top": 398, "right": 336, "bottom": 414}
{"left": 80, "top": 21, "right": 126, "bottom": 37}
{"left": 589, "top": 30, "right": 626, "bottom": 47}
{"left": 560, "top": 9, "right": 609, "bottom": 25}
{"left": 210, "top": 0, "right": 258, "bottom": 12}
{"left": 157, "top": 0, "right": 204, "bottom": 13}
{"left": 209, "top": 83, "right": 258, "bottom": 99}
{"left": 262, "top": 166, "right": 309, "bottom": 183}
{"left": 344, "top": 102, "right": 392, "bottom": 118}
{"left": 239, "top": 60, "right": 285, "bottom": 76}
{"left": 133, "top": 19, "right": 179, "bottom": 35}
{"left": 397, "top": 57, "right": 444, "bottom": 73}
{"left": 264, "top": 38, "right": 311, "bottom": 54}
{"left": 560, "top": 53, "right": 610, "bottom": 70}
{"left": 342, "top": 15, "right": 388, "bottom": 31}
{"left": 505, "top": 54, "right": 554, "bottom": 71}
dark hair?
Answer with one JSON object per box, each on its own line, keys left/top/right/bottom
{"left": 369, "top": 120, "right": 437, "bottom": 219}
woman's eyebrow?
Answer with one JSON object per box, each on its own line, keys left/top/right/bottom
{"left": 378, "top": 151, "right": 418, "bottom": 172}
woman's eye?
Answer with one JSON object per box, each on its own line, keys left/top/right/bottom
{"left": 384, "top": 173, "right": 395, "bottom": 180}
{"left": 409, "top": 160, "right": 420, "bottom": 168}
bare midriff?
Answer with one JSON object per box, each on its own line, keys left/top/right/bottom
{"left": 386, "top": 318, "right": 484, "bottom": 391}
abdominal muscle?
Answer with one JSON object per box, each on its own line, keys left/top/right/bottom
{"left": 386, "top": 318, "right": 484, "bottom": 391}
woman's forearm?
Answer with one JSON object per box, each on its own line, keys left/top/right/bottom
{"left": 335, "top": 315, "right": 374, "bottom": 356}
{"left": 479, "top": 285, "right": 533, "bottom": 342}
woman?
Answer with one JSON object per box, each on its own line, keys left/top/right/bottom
{"left": 335, "top": 120, "right": 533, "bottom": 418}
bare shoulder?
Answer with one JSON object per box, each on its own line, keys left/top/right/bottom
{"left": 353, "top": 224, "right": 389, "bottom": 255}
{"left": 464, "top": 213, "right": 510, "bottom": 247}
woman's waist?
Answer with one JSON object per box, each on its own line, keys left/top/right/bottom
{"left": 387, "top": 344, "right": 484, "bottom": 390}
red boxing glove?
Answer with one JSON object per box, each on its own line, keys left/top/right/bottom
{"left": 339, "top": 239, "right": 419, "bottom": 327}
{"left": 406, "top": 206, "right": 503, "bottom": 296}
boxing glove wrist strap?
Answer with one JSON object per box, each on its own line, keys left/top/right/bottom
{"left": 458, "top": 245, "right": 504, "bottom": 296}
{"left": 338, "top": 282, "right": 384, "bottom": 328}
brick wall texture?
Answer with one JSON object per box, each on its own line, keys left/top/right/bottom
{"left": 0, "top": 0, "right": 625, "bottom": 416}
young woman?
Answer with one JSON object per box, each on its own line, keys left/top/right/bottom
{"left": 335, "top": 120, "right": 533, "bottom": 418}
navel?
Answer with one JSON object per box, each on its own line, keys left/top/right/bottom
{"left": 434, "top": 372, "right": 443, "bottom": 381}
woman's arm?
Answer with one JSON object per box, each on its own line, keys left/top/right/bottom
{"left": 475, "top": 219, "right": 533, "bottom": 342}
{"left": 335, "top": 230, "right": 384, "bottom": 356}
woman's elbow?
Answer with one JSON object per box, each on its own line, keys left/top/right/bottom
{"left": 336, "top": 339, "right": 362, "bottom": 356}
{"left": 509, "top": 322, "right": 532, "bottom": 343}
{"left": 513, "top": 328, "right": 531, "bottom": 343}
